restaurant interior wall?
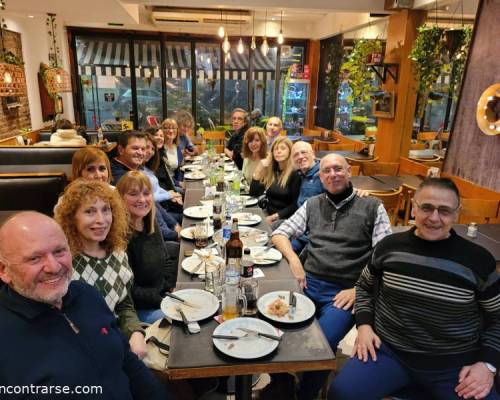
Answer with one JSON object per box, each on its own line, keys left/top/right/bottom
{"left": 0, "top": 29, "right": 30, "bottom": 139}
{"left": 69, "top": 27, "right": 307, "bottom": 131}
{"left": 2, "top": 14, "right": 74, "bottom": 132}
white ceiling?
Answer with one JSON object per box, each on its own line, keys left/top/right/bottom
{"left": 7, "top": 0, "right": 478, "bottom": 39}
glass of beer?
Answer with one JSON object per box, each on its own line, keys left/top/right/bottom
{"left": 241, "top": 280, "right": 258, "bottom": 316}
{"left": 194, "top": 222, "right": 209, "bottom": 249}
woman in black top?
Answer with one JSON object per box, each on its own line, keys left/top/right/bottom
{"left": 116, "top": 170, "right": 177, "bottom": 324}
{"left": 250, "top": 136, "right": 301, "bottom": 225}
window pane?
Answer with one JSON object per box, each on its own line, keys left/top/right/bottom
{"left": 195, "top": 43, "right": 221, "bottom": 129}
{"left": 252, "top": 46, "right": 277, "bottom": 117}
{"left": 165, "top": 41, "right": 193, "bottom": 119}
{"left": 75, "top": 36, "right": 132, "bottom": 129}
{"left": 223, "top": 47, "right": 249, "bottom": 122}
{"left": 134, "top": 40, "right": 162, "bottom": 129}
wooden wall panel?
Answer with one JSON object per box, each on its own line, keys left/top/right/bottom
{"left": 444, "top": 0, "right": 500, "bottom": 191}
{"left": 307, "top": 40, "right": 320, "bottom": 129}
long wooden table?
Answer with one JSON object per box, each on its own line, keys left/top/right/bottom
{"left": 166, "top": 180, "right": 336, "bottom": 400}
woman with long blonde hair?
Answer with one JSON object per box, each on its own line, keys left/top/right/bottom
{"left": 241, "top": 127, "right": 268, "bottom": 184}
{"left": 54, "top": 179, "right": 147, "bottom": 359}
{"left": 116, "top": 171, "right": 177, "bottom": 324}
{"left": 250, "top": 136, "right": 301, "bottom": 225}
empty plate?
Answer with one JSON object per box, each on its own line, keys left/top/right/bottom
{"left": 248, "top": 246, "right": 282, "bottom": 265}
{"left": 231, "top": 212, "right": 261, "bottom": 226}
{"left": 183, "top": 206, "right": 213, "bottom": 219}
{"left": 180, "top": 225, "right": 215, "bottom": 240}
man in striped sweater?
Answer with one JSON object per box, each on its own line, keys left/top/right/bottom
{"left": 330, "top": 178, "right": 500, "bottom": 400}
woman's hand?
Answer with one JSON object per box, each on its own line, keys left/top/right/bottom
{"left": 352, "top": 325, "right": 381, "bottom": 362}
{"left": 129, "top": 331, "right": 147, "bottom": 359}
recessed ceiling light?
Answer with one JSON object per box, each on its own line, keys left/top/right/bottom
{"left": 28, "top": 15, "right": 34, "bottom": 18}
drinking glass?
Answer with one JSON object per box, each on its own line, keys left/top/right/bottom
{"left": 205, "top": 261, "right": 225, "bottom": 299}
{"left": 194, "top": 222, "right": 209, "bottom": 249}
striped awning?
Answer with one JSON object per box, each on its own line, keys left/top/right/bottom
{"left": 76, "top": 39, "right": 276, "bottom": 80}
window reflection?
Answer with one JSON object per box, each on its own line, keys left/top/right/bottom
{"left": 195, "top": 43, "right": 221, "bottom": 128}
{"left": 165, "top": 41, "right": 192, "bottom": 119}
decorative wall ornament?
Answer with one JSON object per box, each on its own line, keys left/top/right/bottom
{"left": 476, "top": 83, "right": 500, "bottom": 136}
{"left": 0, "top": 2, "right": 27, "bottom": 97}
{"left": 42, "top": 13, "right": 71, "bottom": 94}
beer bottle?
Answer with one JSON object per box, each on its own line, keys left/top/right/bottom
{"left": 225, "top": 218, "right": 243, "bottom": 275}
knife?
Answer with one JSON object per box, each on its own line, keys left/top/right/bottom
{"left": 289, "top": 291, "right": 296, "bottom": 319}
{"left": 238, "top": 327, "right": 282, "bottom": 341}
{"left": 165, "top": 292, "right": 198, "bottom": 308}
{"left": 212, "top": 335, "right": 241, "bottom": 340}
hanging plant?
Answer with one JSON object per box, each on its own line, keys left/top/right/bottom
{"left": 409, "top": 25, "right": 445, "bottom": 117}
{"left": 0, "top": 50, "right": 24, "bottom": 66}
{"left": 341, "top": 39, "right": 383, "bottom": 103}
{"left": 448, "top": 26, "right": 472, "bottom": 99}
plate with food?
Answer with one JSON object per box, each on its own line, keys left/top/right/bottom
{"left": 213, "top": 227, "right": 268, "bottom": 248}
{"left": 161, "top": 289, "right": 219, "bottom": 322}
{"left": 231, "top": 212, "right": 262, "bottom": 226}
{"left": 180, "top": 225, "right": 215, "bottom": 240}
{"left": 183, "top": 206, "right": 213, "bottom": 219}
{"left": 180, "top": 164, "right": 204, "bottom": 172}
{"left": 247, "top": 246, "right": 282, "bottom": 265}
{"left": 257, "top": 291, "right": 315, "bottom": 324}
{"left": 212, "top": 317, "right": 280, "bottom": 359}
{"left": 181, "top": 249, "right": 223, "bottom": 275}
{"left": 240, "top": 195, "right": 258, "bottom": 207}
{"left": 184, "top": 171, "right": 207, "bottom": 180}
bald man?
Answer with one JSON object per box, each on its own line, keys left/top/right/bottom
{"left": 0, "top": 212, "right": 170, "bottom": 400}
{"left": 272, "top": 154, "right": 392, "bottom": 400}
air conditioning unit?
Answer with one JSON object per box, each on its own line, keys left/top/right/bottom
{"left": 150, "top": 6, "right": 251, "bottom": 26}
{"left": 384, "top": 0, "right": 414, "bottom": 10}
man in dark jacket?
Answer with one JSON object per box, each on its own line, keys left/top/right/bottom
{"left": 224, "top": 108, "right": 249, "bottom": 170}
{"left": 0, "top": 212, "right": 171, "bottom": 400}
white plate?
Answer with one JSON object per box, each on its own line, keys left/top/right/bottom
{"left": 183, "top": 206, "right": 213, "bottom": 219}
{"left": 161, "top": 289, "right": 219, "bottom": 322}
{"left": 181, "top": 252, "right": 223, "bottom": 275}
{"left": 248, "top": 246, "right": 282, "bottom": 265}
{"left": 231, "top": 212, "right": 261, "bottom": 226}
{"left": 224, "top": 164, "right": 236, "bottom": 172}
{"left": 185, "top": 171, "right": 207, "bottom": 180}
{"left": 257, "top": 291, "right": 316, "bottom": 324}
{"left": 213, "top": 317, "right": 280, "bottom": 359}
{"left": 213, "top": 227, "right": 268, "bottom": 247}
{"left": 180, "top": 225, "right": 215, "bottom": 240}
{"left": 180, "top": 164, "right": 204, "bottom": 172}
{"left": 241, "top": 195, "right": 258, "bottom": 207}
{"left": 199, "top": 199, "right": 213, "bottom": 208}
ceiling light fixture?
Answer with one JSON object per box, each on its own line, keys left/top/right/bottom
{"left": 217, "top": 10, "right": 225, "bottom": 38}
{"left": 250, "top": 11, "right": 256, "bottom": 50}
{"left": 277, "top": 10, "right": 284, "bottom": 45}
{"left": 222, "top": 34, "right": 230, "bottom": 54}
{"left": 237, "top": 10, "right": 244, "bottom": 54}
{"left": 261, "top": 9, "right": 269, "bottom": 56}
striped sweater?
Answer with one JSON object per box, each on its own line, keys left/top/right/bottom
{"left": 355, "top": 227, "right": 500, "bottom": 370}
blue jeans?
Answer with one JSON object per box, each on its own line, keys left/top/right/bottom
{"left": 297, "top": 274, "right": 355, "bottom": 400}
{"left": 329, "top": 342, "right": 500, "bottom": 400}
{"left": 137, "top": 308, "right": 165, "bottom": 324}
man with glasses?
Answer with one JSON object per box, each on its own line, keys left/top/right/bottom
{"left": 330, "top": 177, "right": 500, "bottom": 400}
{"left": 272, "top": 153, "right": 392, "bottom": 400}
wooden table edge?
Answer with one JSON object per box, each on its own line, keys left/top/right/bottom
{"left": 164, "top": 359, "right": 337, "bottom": 380}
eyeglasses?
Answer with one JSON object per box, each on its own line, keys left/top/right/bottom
{"left": 414, "top": 200, "right": 460, "bottom": 217}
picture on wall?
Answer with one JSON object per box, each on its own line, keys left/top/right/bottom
{"left": 372, "top": 91, "right": 395, "bottom": 118}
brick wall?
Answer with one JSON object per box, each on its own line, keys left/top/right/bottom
{"left": 0, "top": 29, "right": 31, "bottom": 140}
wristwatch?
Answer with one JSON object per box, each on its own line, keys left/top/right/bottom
{"left": 485, "top": 362, "right": 497, "bottom": 374}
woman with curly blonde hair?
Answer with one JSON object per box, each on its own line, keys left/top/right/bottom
{"left": 54, "top": 179, "right": 147, "bottom": 359}
{"left": 250, "top": 136, "right": 301, "bottom": 225}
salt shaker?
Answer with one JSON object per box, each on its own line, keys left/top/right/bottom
{"left": 467, "top": 222, "right": 478, "bottom": 238}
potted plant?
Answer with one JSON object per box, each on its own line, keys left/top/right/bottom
{"left": 342, "top": 39, "right": 383, "bottom": 103}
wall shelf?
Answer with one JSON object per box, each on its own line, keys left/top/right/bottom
{"left": 368, "top": 63, "right": 399, "bottom": 83}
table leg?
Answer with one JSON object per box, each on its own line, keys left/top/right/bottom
{"left": 235, "top": 375, "right": 252, "bottom": 400}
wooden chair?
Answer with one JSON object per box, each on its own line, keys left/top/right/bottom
{"left": 370, "top": 187, "right": 403, "bottom": 225}
{"left": 417, "top": 131, "right": 438, "bottom": 141}
{"left": 399, "top": 157, "right": 430, "bottom": 176}
{"left": 202, "top": 131, "right": 225, "bottom": 145}
{"left": 327, "top": 143, "right": 357, "bottom": 152}
{"left": 459, "top": 198, "right": 500, "bottom": 224}
{"left": 396, "top": 185, "right": 415, "bottom": 226}
{"left": 313, "top": 139, "right": 331, "bottom": 152}
{"left": 302, "top": 128, "right": 322, "bottom": 137}
{"left": 409, "top": 142, "right": 426, "bottom": 150}
{"left": 361, "top": 162, "right": 400, "bottom": 176}
{"left": 345, "top": 156, "right": 379, "bottom": 168}
{"left": 214, "top": 144, "right": 224, "bottom": 154}
{"left": 350, "top": 165, "right": 360, "bottom": 176}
